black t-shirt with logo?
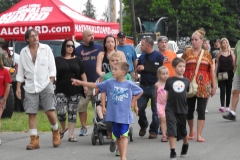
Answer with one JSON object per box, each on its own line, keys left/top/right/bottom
{"left": 164, "top": 76, "right": 190, "bottom": 114}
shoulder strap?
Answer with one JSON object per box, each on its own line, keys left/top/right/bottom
{"left": 61, "top": 57, "right": 76, "bottom": 76}
{"left": 193, "top": 49, "right": 204, "bottom": 79}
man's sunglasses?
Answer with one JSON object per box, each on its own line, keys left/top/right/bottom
{"left": 66, "top": 44, "right": 74, "bottom": 48}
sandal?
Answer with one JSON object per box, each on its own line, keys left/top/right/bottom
{"left": 188, "top": 132, "right": 196, "bottom": 140}
{"left": 161, "top": 136, "right": 168, "bottom": 142}
{"left": 60, "top": 128, "right": 68, "bottom": 139}
{"left": 68, "top": 137, "right": 78, "bottom": 142}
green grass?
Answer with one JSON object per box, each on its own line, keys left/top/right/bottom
{"left": 1, "top": 103, "right": 94, "bottom": 132}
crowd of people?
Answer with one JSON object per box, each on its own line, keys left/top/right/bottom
{"left": 0, "top": 27, "right": 240, "bottom": 160}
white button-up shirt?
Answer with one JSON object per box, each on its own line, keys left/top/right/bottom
{"left": 16, "top": 43, "right": 56, "bottom": 93}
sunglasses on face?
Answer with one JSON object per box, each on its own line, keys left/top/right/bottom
{"left": 66, "top": 44, "right": 74, "bottom": 48}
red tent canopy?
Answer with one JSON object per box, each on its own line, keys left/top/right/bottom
{"left": 0, "top": 0, "right": 119, "bottom": 41}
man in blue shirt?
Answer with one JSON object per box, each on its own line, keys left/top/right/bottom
{"left": 136, "top": 37, "right": 164, "bottom": 139}
{"left": 75, "top": 29, "right": 103, "bottom": 136}
{"left": 117, "top": 31, "right": 137, "bottom": 81}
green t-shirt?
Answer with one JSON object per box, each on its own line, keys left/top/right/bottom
{"left": 102, "top": 71, "right": 132, "bottom": 81}
{"left": 234, "top": 40, "right": 240, "bottom": 76}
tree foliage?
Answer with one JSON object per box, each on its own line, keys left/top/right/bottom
{"left": 123, "top": 0, "right": 240, "bottom": 46}
{"left": 82, "top": 0, "right": 96, "bottom": 19}
{"left": 0, "top": 0, "right": 20, "bottom": 13}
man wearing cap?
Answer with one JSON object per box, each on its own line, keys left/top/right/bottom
{"left": 136, "top": 37, "right": 164, "bottom": 139}
{"left": 157, "top": 36, "right": 177, "bottom": 77}
{"left": 0, "top": 38, "right": 12, "bottom": 67}
{"left": 117, "top": 31, "right": 137, "bottom": 81}
{"left": 210, "top": 39, "right": 220, "bottom": 59}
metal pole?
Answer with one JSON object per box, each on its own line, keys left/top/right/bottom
{"left": 119, "top": 0, "right": 123, "bottom": 31}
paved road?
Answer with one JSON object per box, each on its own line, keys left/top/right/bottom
{"left": 1, "top": 89, "right": 240, "bottom": 160}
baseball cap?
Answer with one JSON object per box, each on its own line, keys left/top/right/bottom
{"left": 158, "top": 36, "right": 168, "bottom": 42}
{"left": 117, "top": 31, "right": 126, "bottom": 38}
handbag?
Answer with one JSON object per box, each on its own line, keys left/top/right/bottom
{"left": 218, "top": 72, "right": 228, "bottom": 81}
{"left": 187, "top": 49, "right": 204, "bottom": 98}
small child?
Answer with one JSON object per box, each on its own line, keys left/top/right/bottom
{"left": 155, "top": 66, "right": 169, "bottom": 142}
{"left": 164, "top": 57, "right": 190, "bottom": 159}
{"left": 72, "top": 62, "right": 143, "bottom": 160}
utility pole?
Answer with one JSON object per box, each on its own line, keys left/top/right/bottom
{"left": 119, "top": 0, "right": 123, "bottom": 31}
{"left": 176, "top": 19, "right": 179, "bottom": 45}
{"left": 130, "top": 0, "right": 137, "bottom": 46}
{"left": 109, "top": 0, "right": 116, "bottom": 22}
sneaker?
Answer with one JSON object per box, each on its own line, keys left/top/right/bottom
{"left": 139, "top": 128, "right": 146, "bottom": 137}
{"left": 148, "top": 133, "right": 157, "bottom": 139}
{"left": 219, "top": 107, "right": 225, "bottom": 113}
{"left": 223, "top": 112, "right": 236, "bottom": 121}
{"left": 109, "top": 140, "right": 116, "bottom": 152}
{"left": 225, "top": 107, "right": 230, "bottom": 112}
{"left": 180, "top": 143, "right": 189, "bottom": 157}
{"left": 79, "top": 127, "right": 88, "bottom": 136}
{"left": 170, "top": 151, "right": 177, "bottom": 160}
{"left": 97, "top": 120, "right": 106, "bottom": 127}
{"left": 115, "top": 148, "right": 120, "bottom": 156}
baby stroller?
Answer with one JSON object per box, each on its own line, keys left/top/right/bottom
{"left": 91, "top": 77, "right": 133, "bottom": 145}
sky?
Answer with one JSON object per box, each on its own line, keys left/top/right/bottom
{"left": 60, "top": 0, "right": 120, "bottom": 20}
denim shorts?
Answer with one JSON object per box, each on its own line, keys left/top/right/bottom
{"left": 23, "top": 82, "right": 55, "bottom": 114}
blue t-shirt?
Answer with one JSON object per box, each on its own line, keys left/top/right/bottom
{"left": 75, "top": 43, "right": 103, "bottom": 82}
{"left": 97, "top": 79, "right": 143, "bottom": 124}
{"left": 117, "top": 44, "right": 137, "bottom": 72}
{"left": 138, "top": 50, "right": 164, "bottom": 84}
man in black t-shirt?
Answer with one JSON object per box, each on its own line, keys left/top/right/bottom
{"left": 210, "top": 39, "right": 220, "bottom": 59}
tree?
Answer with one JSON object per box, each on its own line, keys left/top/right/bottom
{"left": 0, "top": 0, "right": 20, "bottom": 13}
{"left": 101, "top": 5, "right": 109, "bottom": 22}
{"left": 82, "top": 0, "right": 96, "bottom": 19}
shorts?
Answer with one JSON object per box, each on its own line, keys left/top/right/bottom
{"left": 112, "top": 122, "right": 129, "bottom": 139}
{"left": 166, "top": 110, "right": 187, "bottom": 141}
{"left": 77, "top": 88, "right": 93, "bottom": 112}
{"left": 157, "top": 103, "right": 165, "bottom": 118}
{"left": 23, "top": 82, "right": 55, "bottom": 114}
{"left": 232, "top": 74, "right": 240, "bottom": 90}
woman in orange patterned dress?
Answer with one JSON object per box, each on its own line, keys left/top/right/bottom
{"left": 181, "top": 28, "right": 216, "bottom": 142}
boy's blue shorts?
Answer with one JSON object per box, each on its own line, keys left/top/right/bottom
{"left": 112, "top": 122, "right": 129, "bottom": 139}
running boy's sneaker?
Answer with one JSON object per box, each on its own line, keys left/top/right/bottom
{"left": 180, "top": 143, "right": 189, "bottom": 157}
{"left": 79, "top": 127, "right": 88, "bottom": 136}
{"left": 223, "top": 112, "right": 236, "bottom": 121}
{"left": 170, "top": 151, "right": 176, "bottom": 160}
{"left": 109, "top": 140, "right": 116, "bottom": 152}
{"left": 115, "top": 148, "right": 120, "bottom": 156}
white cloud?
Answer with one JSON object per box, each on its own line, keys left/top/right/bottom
{"left": 60, "top": 0, "right": 120, "bottom": 20}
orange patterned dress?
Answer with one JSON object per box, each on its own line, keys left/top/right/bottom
{"left": 182, "top": 49, "right": 213, "bottom": 98}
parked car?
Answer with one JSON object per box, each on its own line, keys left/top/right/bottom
{"left": 2, "top": 40, "right": 80, "bottom": 118}
{"left": 135, "top": 40, "right": 184, "bottom": 58}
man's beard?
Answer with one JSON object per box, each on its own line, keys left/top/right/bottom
{"left": 89, "top": 40, "right": 94, "bottom": 46}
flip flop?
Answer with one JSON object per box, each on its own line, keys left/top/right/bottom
{"left": 60, "top": 128, "right": 68, "bottom": 139}
{"left": 68, "top": 137, "right": 78, "bottom": 142}
{"left": 188, "top": 132, "right": 196, "bottom": 140}
{"left": 197, "top": 138, "right": 205, "bottom": 142}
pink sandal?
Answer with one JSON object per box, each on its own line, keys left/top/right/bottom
{"left": 161, "top": 136, "right": 168, "bottom": 142}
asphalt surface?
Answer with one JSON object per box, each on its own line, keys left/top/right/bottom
{"left": 1, "top": 88, "right": 240, "bottom": 160}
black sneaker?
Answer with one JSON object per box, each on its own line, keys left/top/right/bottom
{"left": 180, "top": 143, "right": 189, "bottom": 157}
{"left": 170, "top": 151, "right": 176, "bottom": 160}
{"left": 223, "top": 112, "right": 236, "bottom": 121}
{"left": 109, "top": 140, "right": 116, "bottom": 152}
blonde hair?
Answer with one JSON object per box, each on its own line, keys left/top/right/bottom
{"left": 157, "top": 66, "right": 169, "bottom": 78}
{"left": 109, "top": 51, "right": 122, "bottom": 61}
{"left": 192, "top": 28, "right": 206, "bottom": 40}
{"left": 220, "top": 38, "right": 231, "bottom": 52}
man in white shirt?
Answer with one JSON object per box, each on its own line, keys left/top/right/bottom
{"left": 16, "top": 29, "right": 61, "bottom": 150}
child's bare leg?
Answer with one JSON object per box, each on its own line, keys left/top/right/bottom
{"left": 96, "top": 105, "right": 104, "bottom": 119}
{"left": 160, "top": 117, "right": 167, "bottom": 137}
{"left": 117, "top": 136, "right": 128, "bottom": 160}
{"left": 168, "top": 136, "right": 176, "bottom": 149}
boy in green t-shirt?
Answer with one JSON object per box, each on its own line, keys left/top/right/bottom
{"left": 95, "top": 52, "right": 136, "bottom": 156}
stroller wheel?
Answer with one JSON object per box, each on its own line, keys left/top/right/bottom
{"left": 129, "top": 127, "right": 133, "bottom": 142}
{"left": 98, "top": 131, "right": 104, "bottom": 145}
{"left": 91, "top": 132, "right": 96, "bottom": 145}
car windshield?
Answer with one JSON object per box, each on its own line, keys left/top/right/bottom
{"left": 136, "top": 43, "right": 173, "bottom": 56}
